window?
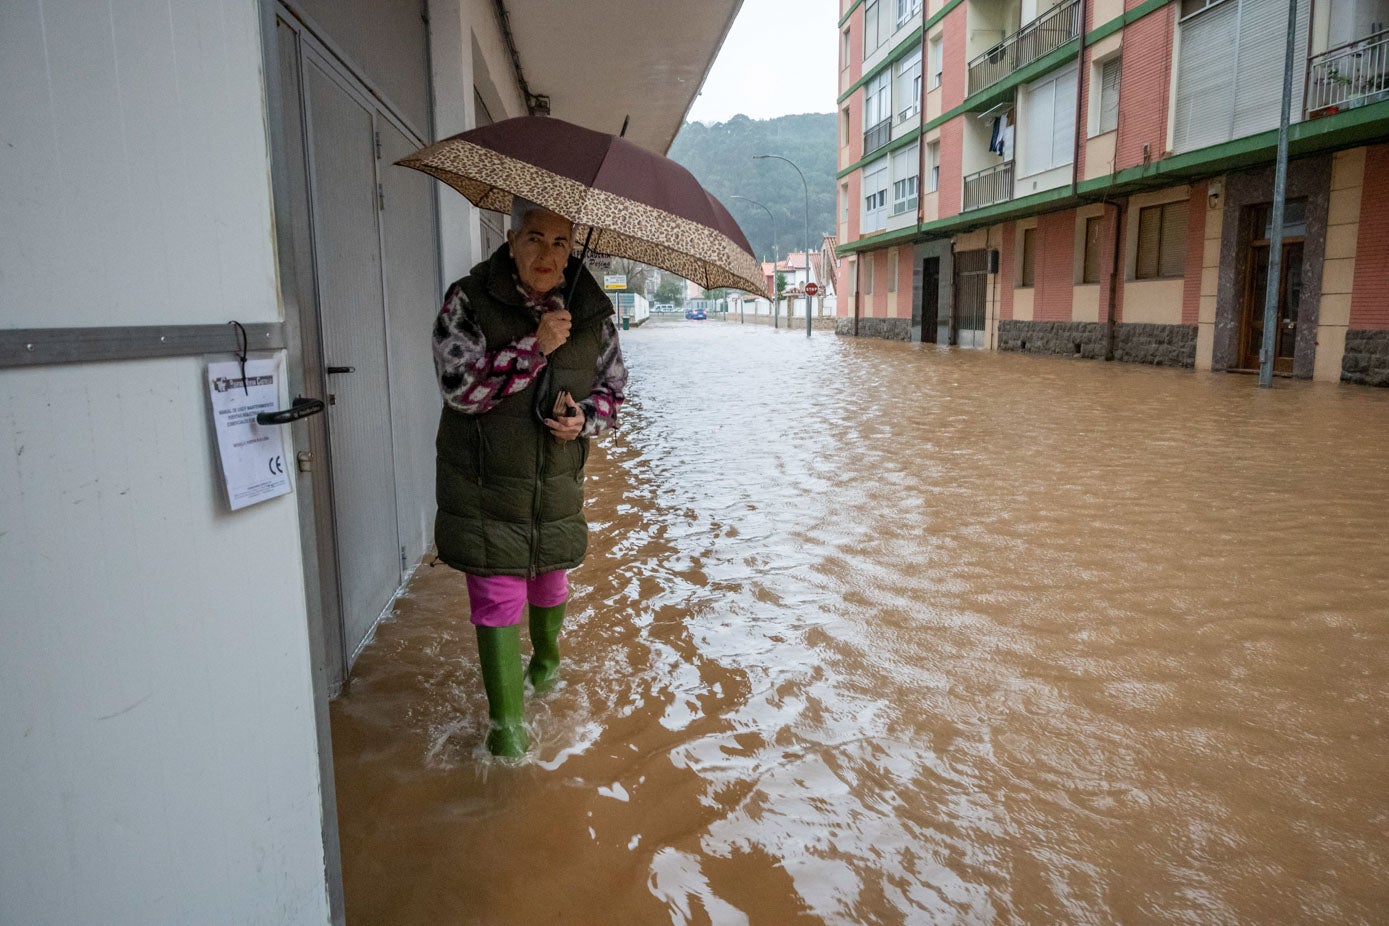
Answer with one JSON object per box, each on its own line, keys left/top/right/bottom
{"left": 926, "top": 140, "right": 940, "bottom": 192}
{"left": 864, "top": 253, "right": 876, "bottom": 294}
{"left": 1252, "top": 199, "right": 1308, "bottom": 239}
{"left": 863, "top": 0, "right": 897, "bottom": 57}
{"left": 1082, "top": 216, "right": 1103, "bottom": 283}
{"left": 840, "top": 182, "right": 850, "bottom": 226}
{"left": 841, "top": 107, "right": 851, "bottom": 146}
{"left": 1021, "top": 66, "right": 1077, "bottom": 175}
{"left": 864, "top": 71, "right": 892, "bottom": 129}
{"left": 895, "top": 54, "right": 923, "bottom": 121}
{"left": 841, "top": 28, "right": 851, "bottom": 69}
{"left": 891, "top": 143, "right": 920, "bottom": 215}
{"left": 928, "top": 35, "right": 943, "bottom": 89}
{"left": 896, "top": 0, "right": 923, "bottom": 28}
{"left": 1180, "top": 0, "right": 1224, "bottom": 17}
{"left": 888, "top": 248, "right": 898, "bottom": 291}
{"left": 861, "top": 158, "right": 889, "bottom": 233}
{"left": 861, "top": 0, "right": 883, "bottom": 56}
{"left": 1172, "top": 0, "right": 1309, "bottom": 153}
{"left": 1100, "top": 56, "right": 1122, "bottom": 134}
{"left": 1020, "top": 227, "right": 1037, "bottom": 287}
{"left": 1135, "top": 201, "right": 1189, "bottom": 279}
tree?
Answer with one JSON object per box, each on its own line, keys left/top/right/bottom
{"left": 654, "top": 275, "right": 685, "bottom": 306}
{"left": 607, "top": 257, "right": 655, "bottom": 295}
{"left": 775, "top": 271, "right": 787, "bottom": 296}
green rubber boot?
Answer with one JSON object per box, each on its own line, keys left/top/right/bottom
{"left": 527, "top": 603, "right": 566, "bottom": 693}
{"left": 475, "top": 625, "right": 528, "bottom": 758}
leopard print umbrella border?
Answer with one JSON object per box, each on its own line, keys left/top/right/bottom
{"left": 400, "top": 139, "right": 768, "bottom": 297}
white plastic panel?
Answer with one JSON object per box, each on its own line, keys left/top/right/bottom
{"left": 0, "top": 0, "right": 279, "bottom": 329}
{"left": 0, "top": 356, "right": 329, "bottom": 925}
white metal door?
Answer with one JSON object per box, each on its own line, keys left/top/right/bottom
{"left": 303, "top": 50, "right": 403, "bottom": 664}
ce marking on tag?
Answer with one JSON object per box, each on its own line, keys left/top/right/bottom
{"left": 268, "top": 455, "right": 286, "bottom": 476}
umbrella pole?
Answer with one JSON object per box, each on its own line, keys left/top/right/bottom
{"left": 564, "top": 226, "right": 595, "bottom": 308}
{"left": 561, "top": 116, "right": 622, "bottom": 307}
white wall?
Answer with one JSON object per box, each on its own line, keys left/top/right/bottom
{"left": 1, "top": 360, "right": 329, "bottom": 925}
{"left": 430, "top": 0, "right": 529, "bottom": 286}
{"left": 1, "top": 1, "right": 330, "bottom": 922}
{"left": 0, "top": 1, "right": 280, "bottom": 330}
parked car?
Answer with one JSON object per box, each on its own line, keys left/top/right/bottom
{"left": 684, "top": 308, "right": 707, "bottom": 320}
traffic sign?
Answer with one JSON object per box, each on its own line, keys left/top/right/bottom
{"left": 804, "top": 282, "right": 820, "bottom": 296}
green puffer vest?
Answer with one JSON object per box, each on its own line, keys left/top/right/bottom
{"left": 434, "top": 245, "right": 613, "bottom": 577}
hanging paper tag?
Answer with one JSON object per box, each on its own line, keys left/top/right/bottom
{"left": 207, "top": 358, "right": 293, "bottom": 511}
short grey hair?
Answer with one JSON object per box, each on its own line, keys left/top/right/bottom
{"left": 510, "top": 196, "right": 547, "bottom": 232}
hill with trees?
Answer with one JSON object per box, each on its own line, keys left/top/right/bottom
{"left": 668, "top": 113, "right": 836, "bottom": 266}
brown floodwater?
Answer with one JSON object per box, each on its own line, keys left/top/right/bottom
{"left": 331, "top": 320, "right": 1389, "bottom": 925}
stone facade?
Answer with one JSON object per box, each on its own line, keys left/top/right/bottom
{"left": 998, "top": 321, "right": 1107, "bottom": 359}
{"left": 998, "top": 320, "right": 1197, "bottom": 367}
{"left": 1341, "top": 330, "right": 1389, "bottom": 386}
{"left": 835, "top": 317, "right": 913, "bottom": 340}
{"left": 1113, "top": 323, "right": 1198, "bottom": 367}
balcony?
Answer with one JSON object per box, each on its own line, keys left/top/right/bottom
{"left": 963, "top": 161, "right": 1013, "bottom": 210}
{"left": 863, "top": 117, "right": 892, "bottom": 156}
{"left": 967, "top": 0, "right": 1081, "bottom": 97}
{"left": 1306, "top": 30, "right": 1389, "bottom": 117}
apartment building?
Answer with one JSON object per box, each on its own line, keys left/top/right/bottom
{"left": 836, "top": 0, "right": 1389, "bottom": 384}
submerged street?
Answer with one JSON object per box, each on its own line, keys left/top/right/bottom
{"left": 331, "top": 321, "right": 1389, "bottom": 924}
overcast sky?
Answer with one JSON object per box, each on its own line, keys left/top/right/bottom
{"left": 685, "top": 0, "right": 840, "bottom": 124}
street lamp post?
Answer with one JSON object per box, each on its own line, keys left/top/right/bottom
{"left": 1258, "top": 0, "right": 1299, "bottom": 388}
{"left": 730, "top": 194, "right": 776, "bottom": 326}
{"left": 754, "top": 154, "right": 812, "bottom": 337}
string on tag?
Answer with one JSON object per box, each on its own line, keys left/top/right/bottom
{"left": 228, "top": 321, "right": 249, "bottom": 396}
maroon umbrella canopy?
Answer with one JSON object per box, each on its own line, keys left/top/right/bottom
{"left": 397, "top": 116, "right": 767, "bottom": 296}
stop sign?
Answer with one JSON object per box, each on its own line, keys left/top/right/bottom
{"left": 804, "top": 282, "right": 820, "bottom": 296}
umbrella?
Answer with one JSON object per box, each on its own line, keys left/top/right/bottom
{"left": 396, "top": 116, "right": 767, "bottom": 297}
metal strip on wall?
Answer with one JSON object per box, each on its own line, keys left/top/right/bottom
{"left": 0, "top": 323, "right": 285, "bottom": 368}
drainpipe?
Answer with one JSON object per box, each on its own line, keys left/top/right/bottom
{"left": 985, "top": 226, "right": 995, "bottom": 350}
{"left": 1105, "top": 198, "right": 1122, "bottom": 361}
{"left": 853, "top": 252, "right": 861, "bottom": 337}
{"left": 949, "top": 238, "right": 957, "bottom": 346}
{"left": 1071, "top": 0, "right": 1089, "bottom": 199}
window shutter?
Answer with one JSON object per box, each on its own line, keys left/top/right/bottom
{"left": 1232, "top": 0, "right": 1310, "bottom": 136}
{"left": 1099, "top": 58, "right": 1121, "bottom": 134}
{"left": 1023, "top": 79, "right": 1055, "bottom": 174}
{"left": 1173, "top": 1, "right": 1238, "bottom": 152}
{"left": 1021, "top": 228, "right": 1037, "bottom": 286}
{"left": 1136, "top": 206, "right": 1162, "bottom": 278}
{"left": 1158, "top": 201, "right": 1189, "bottom": 278}
{"left": 1051, "top": 68, "right": 1078, "bottom": 168}
{"left": 1083, "top": 216, "right": 1103, "bottom": 283}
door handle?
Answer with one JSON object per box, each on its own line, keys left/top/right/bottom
{"left": 256, "top": 396, "right": 326, "bottom": 426}
{"left": 327, "top": 365, "right": 354, "bottom": 375}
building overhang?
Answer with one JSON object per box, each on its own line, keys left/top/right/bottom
{"left": 503, "top": 1, "right": 744, "bottom": 154}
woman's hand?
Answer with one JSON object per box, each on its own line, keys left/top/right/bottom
{"left": 535, "top": 310, "right": 572, "bottom": 355}
{"left": 545, "top": 391, "right": 583, "bottom": 443}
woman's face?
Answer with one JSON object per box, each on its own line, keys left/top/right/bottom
{"left": 508, "top": 208, "right": 573, "bottom": 294}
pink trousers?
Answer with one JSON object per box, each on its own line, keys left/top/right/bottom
{"left": 465, "top": 569, "right": 569, "bottom": 627}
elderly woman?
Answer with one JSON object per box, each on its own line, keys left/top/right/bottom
{"left": 432, "top": 198, "right": 627, "bottom": 757}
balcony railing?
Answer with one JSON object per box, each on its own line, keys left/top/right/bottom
{"left": 967, "top": 0, "right": 1081, "bottom": 97}
{"left": 863, "top": 117, "right": 892, "bottom": 156}
{"left": 1306, "top": 30, "right": 1389, "bottom": 116}
{"left": 963, "top": 161, "right": 1014, "bottom": 210}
